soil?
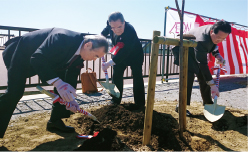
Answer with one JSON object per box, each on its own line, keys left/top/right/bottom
{"left": 0, "top": 100, "right": 247, "bottom": 151}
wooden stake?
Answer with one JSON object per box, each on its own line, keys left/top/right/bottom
{"left": 142, "top": 30, "right": 160, "bottom": 146}
{"left": 179, "top": 47, "right": 189, "bottom": 137}
{"left": 153, "top": 36, "right": 197, "bottom": 48}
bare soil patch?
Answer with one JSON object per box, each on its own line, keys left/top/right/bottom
{"left": 0, "top": 100, "right": 247, "bottom": 151}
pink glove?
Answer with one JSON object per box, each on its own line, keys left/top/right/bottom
{"left": 66, "top": 100, "right": 80, "bottom": 113}
{"left": 215, "top": 54, "right": 225, "bottom": 65}
{"left": 53, "top": 79, "right": 77, "bottom": 102}
{"left": 102, "top": 59, "right": 115, "bottom": 71}
{"left": 210, "top": 85, "right": 219, "bottom": 99}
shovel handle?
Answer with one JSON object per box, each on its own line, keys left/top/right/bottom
{"left": 101, "top": 56, "right": 109, "bottom": 81}
{"left": 216, "top": 68, "right": 220, "bottom": 88}
{"left": 212, "top": 62, "right": 226, "bottom": 88}
{"left": 36, "top": 85, "right": 100, "bottom": 122}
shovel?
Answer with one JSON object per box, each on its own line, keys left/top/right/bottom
{"left": 100, "top": 56, "right": 120, "bottom": 98}
{"left": 36, "top": 85, "right": 100, "bottom": 123}
{"left": 203, "top": 65, "right": 226, "bottom": 122}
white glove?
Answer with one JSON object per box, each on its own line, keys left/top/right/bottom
{"left": 210, "top": 85, "right": 219, "bottom": 99}
{"left": 66, "top": 100, "right": 80, "bottom": 113}
{"left": 102, "top": 59, "right": 115, "bottom": 71}
{"left": 215, "top": 54, "right": 225, "bottom": 65}
{"left": 53, "top": 79, "right": 77, "bottom": 102}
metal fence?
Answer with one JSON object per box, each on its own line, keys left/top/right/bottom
{"left": 0, "top": 25, "right": 179, "bottom": 90}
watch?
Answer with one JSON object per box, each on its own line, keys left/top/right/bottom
{"left": 206, "top": 80, "right": 215, "bottom": 86}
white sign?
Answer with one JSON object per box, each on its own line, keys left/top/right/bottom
{"left": 165, "top": 9, "right": 197, "bottom": 38}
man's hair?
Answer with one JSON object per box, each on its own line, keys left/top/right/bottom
{"left": 83, "top": 35, "right": 108, "bottom": 53}
{"left": 108, "top": 12, "right": 125, "bottom": 23}
{"left": 212, "top": 21, "right": 232, "bottom": 34}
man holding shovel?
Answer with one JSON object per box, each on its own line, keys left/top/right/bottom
{"left": 101, "top": 12, "right": 145, "bottom": 107}
{"left": 172, "top": 21, "right": 231, "bottom": 116}
{"left": 0, "top": 28, "right": 108, "bottom": 138}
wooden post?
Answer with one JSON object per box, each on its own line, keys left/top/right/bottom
{"left": 177, "top": 0, "right": 186, "bottom": 138}
{"left": 142, "top": 30, "right": 160, "bottom": 146}
{"left": 153, "top": 36, "right": 197, "bottom": 47}
{"left": 179, "top": 46, "right": 189, "bottom": 137}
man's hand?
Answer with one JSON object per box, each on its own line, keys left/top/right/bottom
{"left": 215, "top": 54, "right": 225, "bottom": 65}
{"left": 102, "top": 59, "right": 115, "bottom": 71}
{"left": 53, "top": 79, "right": 77, "bottom": 102}
{"left": 66, "top": 100, "right": 80, "bottom": 113}
{"left": 210, "top": 85, "right": 219, "bottom": 99}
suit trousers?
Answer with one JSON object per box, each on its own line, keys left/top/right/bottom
{"left": 112, "top": 62, "right": 145, "bottom": 106}
{"left": 187, "top": 68, "right": 213, "bottom": 106}
{"left": 0, "top": 43, "right": 70, "bottom": 138}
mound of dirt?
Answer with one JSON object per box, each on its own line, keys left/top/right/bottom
{"left": 74, "top": 103, "right": 192, "bottom": 151}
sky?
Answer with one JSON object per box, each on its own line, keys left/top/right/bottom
{"left": 0, "top": 0, "right": 247, "bottom": 39}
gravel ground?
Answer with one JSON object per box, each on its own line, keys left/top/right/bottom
{"left": 153, "top": 74, "right": 248, "bottom": 110}
{"left": 11, "top": 74, "right": 247, "bottom": 120}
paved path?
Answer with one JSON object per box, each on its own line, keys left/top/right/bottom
{"left": 12, "top": 74, "right": 247, "bottom": 120}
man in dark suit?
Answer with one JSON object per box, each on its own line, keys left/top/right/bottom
{"left": 101, "top": 12, "right": 145, "bottom": 107}
{"left": 0, "top": 28, "right": 108, "bottom": 138}
{"left": 172, "top": 21, "right": 231, "bottom": 116}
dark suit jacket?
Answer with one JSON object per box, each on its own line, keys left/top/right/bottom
{"left": 101, "top": 21, "right": 143, "bottom": 65}
{"left": 3, "top": 28, "right": 85, "bottom": 87}
{"left": 172, "top": 25, "right": 220, "bottom": 81}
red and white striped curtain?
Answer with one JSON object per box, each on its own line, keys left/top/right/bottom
{"left": 166, "top": 9, "right": 248, "bottom": 75}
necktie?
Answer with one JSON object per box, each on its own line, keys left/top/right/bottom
{"left": 68, "top": 55, "right": 80, "bottom": 64}
{"left": 66, "top": 55, "right": 80, "bottom": 69}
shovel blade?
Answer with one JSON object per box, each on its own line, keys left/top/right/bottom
{"left": 204, "top": 104, "right": 225, "bottom": 122}
{"left": 100, "top": 82, "right": 109, "bottom": 90}
{"left": 100, "top": 82, "right": 120, "bottom": 98}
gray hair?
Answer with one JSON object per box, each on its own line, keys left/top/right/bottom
{"left": 83, "top": 35, "right": 108, "bottom": 53}
{"left": 108, "top": 12, "right": 125, "bottom": 23}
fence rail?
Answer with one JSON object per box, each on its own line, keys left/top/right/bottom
{"left": 0, "top": 25, "right": 179, "bottom": 90}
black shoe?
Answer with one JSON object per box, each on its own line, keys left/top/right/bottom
{"left": 47, "top": 119, "right": 75, "bottom": 133}
{"left": 175, "top": 104, "right": 192, "bottom": 116}
{"left": 106, "top": 100, "right": 120, "bottom": 106}
{"left": 186, "top": 110, "right": 192, "bottom": 116}
{"left": 122, "top": 103, "right": 144, "bottom": 111}
{"left": 175, "top": 104, "right": 179, "bottom": 112}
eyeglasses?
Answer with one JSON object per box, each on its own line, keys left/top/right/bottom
{"left": 212, "top": 31, "right": 227, "bottom": 41}
{"left": 110, "top": 24, "right": 124, "bottom": 31}
{"left": 215, "top": 36, "right": 226, "bottom": 41}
